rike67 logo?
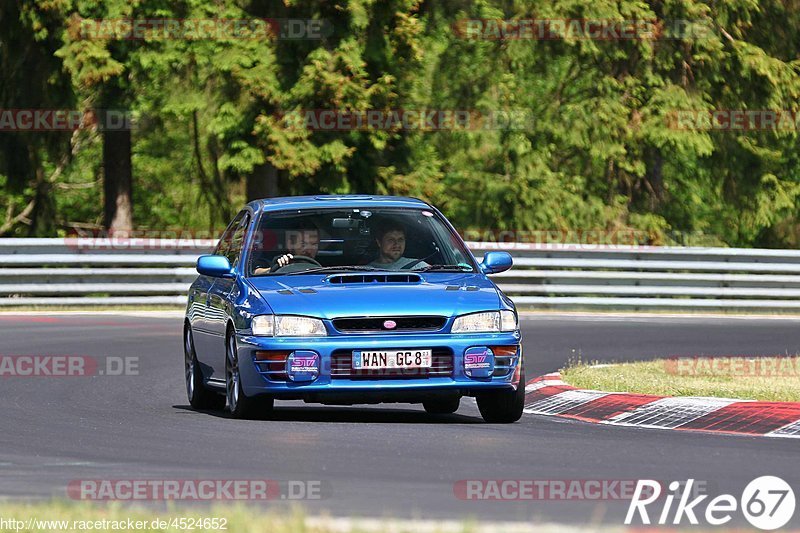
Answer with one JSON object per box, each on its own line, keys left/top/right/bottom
{"left": 626, "top": 476, "right": 796, "bottom": 530}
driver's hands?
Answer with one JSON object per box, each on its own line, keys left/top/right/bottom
{"left": 269, "top": 254, "right": 294, "bottom": 272}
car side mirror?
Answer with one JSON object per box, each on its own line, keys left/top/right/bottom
{"left": 480, "top": 251, "right": 513, "bottom": 275}
{"left": 196, "top": 255, "right": 234, "bottom": 278}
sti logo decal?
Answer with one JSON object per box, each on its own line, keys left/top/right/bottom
{"left": 464, "top": 354, "right": 488, "bottom": 368}
{"left": 465, "top": 352, "right": 491, "bottom": 369}
{"left": 287, "top": 352, "right": 319, "bottom": 382}
{"left": 290, "top": 356, "right": 318, "bottom": 371}
{"left": 464, "top": 347, "right": 494, "bottom": 378}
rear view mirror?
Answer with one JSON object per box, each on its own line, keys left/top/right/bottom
{"left": 332, "top": 218, "right": 361, "bottom": 229}
{"left": 480, "top": 251, "right": 513, "bottom": 274}
{"left": 196, "top": 255, "right": 234, "bottom": 278}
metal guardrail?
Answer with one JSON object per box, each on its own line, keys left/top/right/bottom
{"left": 2, "top": 238, "right": 800, "bottom": 310}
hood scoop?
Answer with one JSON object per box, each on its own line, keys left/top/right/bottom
{"left": 328, "top": 273, "right": 422, "bottom": 285}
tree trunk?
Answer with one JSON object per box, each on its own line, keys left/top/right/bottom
{"left": 246, "top": 162, "right": 279, "bottom": 201}
{"left": 29, "top": 166, "right": 55, "bottom": 236}
{"left": 103, "top": 128, "right": 133, "bottom": 232}
{"left": 645, "top": 147, "right": 664, "bottom": 210}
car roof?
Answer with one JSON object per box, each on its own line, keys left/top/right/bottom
{"left": 248, "top": 195, "right": 432, "bottom": 213}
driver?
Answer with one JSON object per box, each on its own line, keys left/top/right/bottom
{"left": 368, "top": 221, "right": 429, "bottom": 270}
{"left": 253, "top": 221, "right": 320, "bottom": 275}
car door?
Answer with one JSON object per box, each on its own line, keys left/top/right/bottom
{"left": 206, "top": 211, "right": 250, "bottom": 377}
{"left": 192, "top": 212, "right": 242, "bottom": 372}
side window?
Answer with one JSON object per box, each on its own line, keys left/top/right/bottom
{"left": 226, "top": 213, "right": 250, "bottom": 267}
{"left": 214, "top": 211, "right": 245, "bottom": 258}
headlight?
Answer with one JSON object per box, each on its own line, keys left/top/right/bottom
{"left": 275, "top": 315, "right": 327, "bottom": 337}
{"left": 452, "top": 311, "right": 518, "bottom": 333}
{"left": 252, "top": 315, "right": 275, "bottom": 336}
{"left": 251, "top": 315, "right": 327, "bottom": 337}
{"left": 452, "top": 311, "right": 500, "bottom": 333}
{"left": 500, "top": 310, "right": 518, "bottom": 331}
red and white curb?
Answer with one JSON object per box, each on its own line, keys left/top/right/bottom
{"left": 524, "top": 373, "right": 800, "bottom": 439}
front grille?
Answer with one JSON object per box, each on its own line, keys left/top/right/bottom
{"left": 332, "top": 316, "right": 447, "bottom": 333}
{"left": 330, "top": 348, "right": 454, "bottom": 379}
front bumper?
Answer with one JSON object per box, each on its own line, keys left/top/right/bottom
{"left": 235, "top": 330, "right": 522, "bottom": 402}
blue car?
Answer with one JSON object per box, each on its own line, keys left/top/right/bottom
{"left": 184, "top": 195, "right": 524, "bottom": 422}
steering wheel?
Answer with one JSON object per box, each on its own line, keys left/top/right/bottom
{"left": 288, "top": 255, "right": 321, "bottom": 266}
{"left": 401, "top": 247, "right": 440, "bottom": 270}
{"left": 270, "top": 254, "right": 322, "bottom": 273}
{"left": 401, "top": 258, "right": 425, "bottom": 270}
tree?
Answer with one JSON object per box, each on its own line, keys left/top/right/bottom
{"left": 57, "top": 2, "right": 135, "bottom": 232}
{"left": 0, "top": 1, "right": 74, "bottom": 236}
{"left": 4, "top": 0, "right": 799, "bottom": 247}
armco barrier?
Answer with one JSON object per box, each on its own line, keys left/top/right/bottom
{"left": 2, "top": 238, "right": 800, "bottom": 310}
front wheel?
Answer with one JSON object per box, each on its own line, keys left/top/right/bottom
{"left": 476, "top": 370, "right": 525, "bottom": 423}
{"left": 226, "top": 333, "right": 274, "bottom": 419}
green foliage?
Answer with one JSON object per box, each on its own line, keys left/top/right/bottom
{"left": 1, "top": 0, "right": 799, "bottom": 247}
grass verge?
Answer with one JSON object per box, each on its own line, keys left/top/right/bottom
{"left": 561, "top": 357, "right": 800, "bottom": 402}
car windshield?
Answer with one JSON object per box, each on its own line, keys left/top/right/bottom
{"left": 246, "top": 207, "right": 477, "bottom": 276}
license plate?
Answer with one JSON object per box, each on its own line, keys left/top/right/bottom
{"left": 353, "top": 349, "right": 433, "bottom": 369}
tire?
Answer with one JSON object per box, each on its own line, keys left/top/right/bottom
{"left": 184, "top": 324, "right": 225, "bottom": 410}
{"left": 423, "top": 397, "right": 461, "bottom": 414}
{"left": 476, "top": 370, "right": 525, "bottom": 423}
{"left": 226, "top": 331, "right": 274, "bottom": 420}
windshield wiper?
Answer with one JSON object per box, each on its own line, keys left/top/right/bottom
{"left": 283, "top": 265, "right": 386, "bottom": 275}
{"left": 414, "top": 264, "right": 474, "bottom": 272}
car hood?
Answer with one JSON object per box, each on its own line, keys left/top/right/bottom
{"left": 246, "top": 273, "right": 501, "bottom": 319}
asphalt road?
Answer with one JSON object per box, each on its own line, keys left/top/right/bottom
{"left": 1, "top": 312, "right": 799, "bottom": 527}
